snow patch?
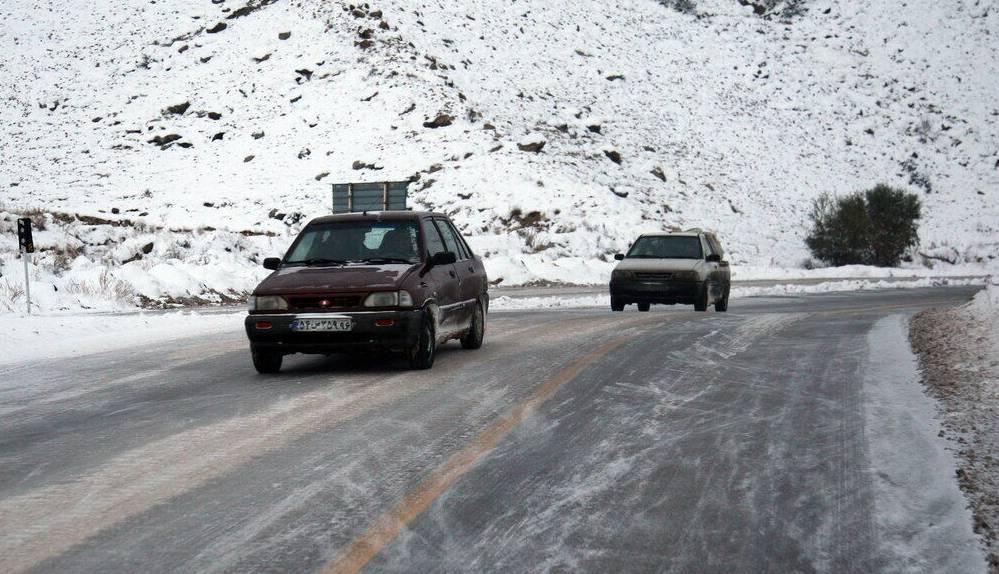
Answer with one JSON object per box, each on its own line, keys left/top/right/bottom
{"left": 0, "top": 310, "right": 242, "bottom": 366}
{"left": 490, "top": 277, "right": 985, "bottom": 310}
{"left": 863, "top": 315, "right": 985, "bottom": 573}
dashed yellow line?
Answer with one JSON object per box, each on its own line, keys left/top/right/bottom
{"left": 321, "top": 337, "right": 632, "bottom": 574}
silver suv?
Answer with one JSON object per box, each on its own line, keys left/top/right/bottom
{"left": 609, "top": 230, "right": 730, "bottom": 312}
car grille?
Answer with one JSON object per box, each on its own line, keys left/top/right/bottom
{"left": 287, "top": 295, "right": 363, "bottom": 310}
{"left": 634, "top": 272, "right": 674, "bottom": 281}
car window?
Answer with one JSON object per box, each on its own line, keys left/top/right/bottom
{"left": 443, "top": 219, "right": 472, "bottom": 259}
{"left": 706, "top": 234, "right": 724, "bottom": 257}
{"left": 701, "top": 236, "right": 715, "bottom": 257}
{"left": 423, "top": 219, "right": 448, "bottom": 258}
{"left": 284, "top": 220, "right": 420, "bottom": 264}
{"left": 626, "top": 236, "right": 703, "bottom": 259}
{"left": 433, "top": 219, "right": 465, "bottom": 260}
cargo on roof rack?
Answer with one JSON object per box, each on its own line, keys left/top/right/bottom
{"left": 331, "top": 181, "right": 409, "bottom": 213}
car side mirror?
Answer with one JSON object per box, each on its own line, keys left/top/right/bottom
{"left": 706, "top": 253, "right": 722, "bottom": 263}
{"left": 428, "top": 252, "right": 457, "bottom": 267}
{"left": 614, "top": 253, "right": 625, "bottom": 261}
{"left": 263, "top": 257, "right": 282, "bottom": 270}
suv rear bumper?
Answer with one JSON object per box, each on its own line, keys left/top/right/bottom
{"left": 610, "top": 280, "right": 702, "bottom": 304}
{"left": 245, "top": 310, "right": 422, "bottom": 355}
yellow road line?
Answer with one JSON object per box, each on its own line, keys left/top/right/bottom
{"left": 322, "top": 337, "right": 632, "bottom": 574}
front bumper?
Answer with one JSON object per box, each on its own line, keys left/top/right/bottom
{"left": 609, "top": 279, "right": 702, "bottom": 304}
{"left": 245, "top": 309, "right": 422, "bottom": 355}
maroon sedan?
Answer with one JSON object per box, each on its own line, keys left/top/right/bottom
{"left": 245, "top": 211, "right": 488, "bottom": 373}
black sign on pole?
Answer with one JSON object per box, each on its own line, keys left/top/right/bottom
{"left": 17, "top": 218, "right": 34, "bottom": 254}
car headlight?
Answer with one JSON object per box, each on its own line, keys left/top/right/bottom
{"left": 611, "top": 270, "right": 633, "bottom": 280}
{"left": 249, "top": 295, "right": 288, "bottom": 311}
{"left": 398, "top": 290, "right": 414, "bottom": 306}
{"left": 364, "top": 290, "right": 414, "bottom": 307}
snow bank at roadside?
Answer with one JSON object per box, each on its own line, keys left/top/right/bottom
{"left": 4, "top": 203, "right": 988, "bottom": 315}
{"left": 864, "top": 315, "right": 986, "bottom": 573}
{"left": 968, "top": 277, "right": 999, "bottom": 314}
{"left": 909, "top": 277, "right": 999, "bottom": 570}
{"left": 490, "top": 277, "right": 984, "bottom": 310}
{"left": 0, "top": 310, "right": 242, "bottom": 366}
{"left": 0, "top": 210, "right": 284, "bottom": 313}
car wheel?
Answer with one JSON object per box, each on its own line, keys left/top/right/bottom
{"left": 715, "top": 288, "right": 729, "bottom": 312}
{"left": 460, "top": 302, "right": 485, "bottom": 350}
{"left": 409, "top": 313, "right": 437, "bottom": 369}
{"left": 694, "top": 283, "right": 709, "bottom": 312}
{"left": 611, "top": 297, "right": 625, "bottom": 312}
{"left": 252, "top": 350, "right": 283, "bottom": 374}
{"left": 637, "top": 302, "right": 651, "bottom": 312}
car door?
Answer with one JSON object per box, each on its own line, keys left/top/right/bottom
{"left": 447, "top": 218, "right": 487, "bottom": 306}
{"left": 701, "top": 235, "right": 724, "bottom": 302}
{"left": 432, "top": 218, "right": 474, "bottom": 330}
{"left": 421, "top": 219, "right": 461, "bottom": 336}
{"left": 705, "top": 233, "right": 731, "bottom": 291}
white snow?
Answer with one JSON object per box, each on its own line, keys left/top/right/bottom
{"left": 0, "top": 310, "right": 242, "bottom": 366}
{"left": 1, "top": 0, "right": 997, "bottom": 312}
{"left": 863, "top": 315, "right": 986, "bottom": 573}
{"left": 0, "top": 210, "right": 285, "bottom": 313}
{"left": 968, "top": 276, "right": 999, "bottom": 316}
{"left": 490, "top": 277, "right": 984, "bottom": 310}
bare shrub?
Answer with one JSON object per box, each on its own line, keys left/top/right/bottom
{"left": 50, "top": 245, "right": 84, "bottom": 274}
{"left": 523, "top": 229, "right": 555, "bottom": 253}
{"left": 19, "top": 207, "right": 48, "bottom": 230}
{"left": 0, "top": 279, "right": 26, "bottom": 312}
{"left": 64, "top": 268, "right": 134, "bottom": 302}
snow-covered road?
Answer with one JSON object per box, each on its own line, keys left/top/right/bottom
{"left": 0, "top": 286, "right": 986, "bottom": 573}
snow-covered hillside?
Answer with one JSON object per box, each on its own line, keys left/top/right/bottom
{"left": 1, "top": 0, "right": 997, "bottom": 310}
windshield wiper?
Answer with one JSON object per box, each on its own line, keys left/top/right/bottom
{"left": 350, "top": 257, "right": 416, "bottom": 264}
{"left": 285, "top": 258, "right": 347, "bottom": 267}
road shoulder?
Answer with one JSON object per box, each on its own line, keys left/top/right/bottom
{"left": 864, "top": 314, "right": 986, "bottom": 573}
{"left": 910, "top": 280, "right": 999, "bottom": 573}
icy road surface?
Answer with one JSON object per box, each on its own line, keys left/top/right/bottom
{"left": 0, "top": 286, "right": 986, "bottom": 573}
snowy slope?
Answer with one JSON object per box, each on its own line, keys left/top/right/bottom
{"left": 1, "top": 0, "right": 997, "bottom": 310}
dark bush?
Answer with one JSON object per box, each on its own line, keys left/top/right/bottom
{"left": 805, "top": 184, "right": 921, "bottom": 267}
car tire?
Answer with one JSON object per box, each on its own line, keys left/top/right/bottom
{"left": 694, "top": 283, "right": 709, "bottom": 312}
{"left": 715, "top": 288, "right": 729, "bottom": 312}
{"left": 409, "top": 313, "right": 437, "bottom": 369}
{"left": 611, "top": 297, "right": 625, "bottom": 312}
{"left": 252, "top": 350, "right": 283, "bottom": 374}
{"left": 637, "top": 302, "right": 651, "bottom": 312}
{"left": 461, "top": 302, "right": 485, "bottom": 349}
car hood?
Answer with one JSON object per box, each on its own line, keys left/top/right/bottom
{"left": 614, "top": 258, "right": 704, "bottom": 272}
{"left": 254, "top": 263, "right": 419, "bottom": 295}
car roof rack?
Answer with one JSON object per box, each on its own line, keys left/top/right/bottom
{"left": 684, "top": 227, "right": 703, "bottom": 233}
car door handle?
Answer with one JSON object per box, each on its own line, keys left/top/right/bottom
{"left": 467, "top": 266, "right": 474, "bottom": 273}
{"left": 449, "top": 270, "right": 456, "bottom": 278}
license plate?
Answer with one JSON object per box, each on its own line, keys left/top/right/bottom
{"left": 291, "top": 318, "right": 353, "bottom": 332}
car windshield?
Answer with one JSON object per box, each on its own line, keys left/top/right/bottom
{"left": 284, "top": 220, "right": 421, "bottom": 265}
{"left": 626, "top": 236, "right": 703, "bottom": 259}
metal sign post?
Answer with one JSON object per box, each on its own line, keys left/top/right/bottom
{"left": 17, "top": 217, "right": 34, "bottom": 315}
{"left": 23, "top": 253, "right": 31, "bottom": 314}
